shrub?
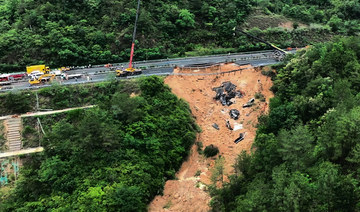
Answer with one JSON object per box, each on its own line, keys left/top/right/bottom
{"left": 204, "top": 144, "right": 219, "bottom": 157}
{"left": 4, "top": 92, "right": 32, "bottom": 114}
{"left": 293, "top": 22, "right": 299, "bottom": 29}
{"left": 255, "top": 92, "right": 266, "bottom": 102}
{"left": 196, "top": 141, "right": 203, "bottom": 154}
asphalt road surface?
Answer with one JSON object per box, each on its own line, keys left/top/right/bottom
{"left": 1, "top": 50, "right": 293, "bottom": 92}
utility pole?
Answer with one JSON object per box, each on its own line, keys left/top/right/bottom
{"left": 35, "top": 92, "right": 40, "bottom": 146}
{"left": 35, "top": 92, "right": 39, "bottom": 111}
{"left": 35, "top": 92, "right": 45, "bottom": 146}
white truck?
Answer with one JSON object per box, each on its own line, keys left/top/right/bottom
{"left": 50, "top": 69, "right": 62, "bottom": 76}
{"left": 61, "top": 73, "right": 82, "bottom": 80}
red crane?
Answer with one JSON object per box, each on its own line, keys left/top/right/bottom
{"left": 116, "top": 0, "right": 142, "bottom": 77}
{"left": 128, "top": 0, "right": 141, "bottom": 71}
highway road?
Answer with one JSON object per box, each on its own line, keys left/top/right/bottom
{"left": 0, "top": 50, "right": 292, "bottom": 92}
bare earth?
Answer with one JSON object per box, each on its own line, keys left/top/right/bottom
{"left": 148, "top": 63, "right": 274, "bottom": 212}
{"left": 278, "top": 21, "right": 307, "bottom": 30}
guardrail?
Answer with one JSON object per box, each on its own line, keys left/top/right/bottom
{"left": 91, "top": 50, "right": 277, "bottom": 69}
{"left": 0, "top": 52, "right": 284, "bottom": 93}
{"left": 3, "top": 49, "right": 297, "bottom": 76}
{"left": 128, "top": 66, "right": 255, "bottom": 78}
{"left": 105, "top": 53, "right": 275, "bottom": 71}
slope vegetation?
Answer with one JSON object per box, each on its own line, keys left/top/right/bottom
{"left": 0, "top": 77, "right": 199, "bottom": 211}
{"left": 1, "top": 0, "right": 359, "bottom": 71}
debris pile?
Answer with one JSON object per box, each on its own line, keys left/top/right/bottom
{"left": 229, "top": 109, "right": 240, "bottom": 120}
{"left": 212, "top": 123, "right": 220, "bottom": 130}
{"left": 226, "top": 120, "right": 233, "bottom": 130}
{"left": 213, "top": 81, "right": 243, "bottom": 106}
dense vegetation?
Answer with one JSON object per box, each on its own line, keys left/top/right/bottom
{"left": 0, "top": 76, "right": 199, "bottom": 211}
{"left": 0, "top": 80, "right": 136, "bottom": 116}
{"left": 255, "top": 0, "right": 360, "bottom": 29}
{"left": 1, "top": 0, "right": 359, "bottom": 72}
{"left": 211, "top": 36, "right": 360, "bottom": 211}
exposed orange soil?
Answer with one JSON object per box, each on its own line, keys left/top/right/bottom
{"left": 148, "top": 63, "right": 273, "bottom": 212}
{"left": 278, "top": 21, "right": 307, "bottom": 30}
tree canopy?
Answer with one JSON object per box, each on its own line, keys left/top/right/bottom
{"left": 0, "top": 76, "right": 199, "bottom": 211}
{"left": 0, "top": 0, "right": 358, "bottom": 72}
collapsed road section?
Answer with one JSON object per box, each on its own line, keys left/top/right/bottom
{"left": 149, "top": 62, "right": 274, "bottom": 212}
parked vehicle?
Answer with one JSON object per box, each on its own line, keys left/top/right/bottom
{"left": 0, "top": 74, "right": 10, "bottom": 82}
{"left": 61, "top": 73, "right": 82, "bottom": 80}
{"left": 50, "top": 69, "right": 62, "bottom": 76}
{"left": 0, "top": 73, "right": 25, "bottom": 82}
{"left": 9, "top": 73, "right": 26, "bottom": 80}
{"left": 29, "top": 74, "right": 55, "bottom": 85}
{"left": 26, "top": 65, "right": 50, "bottom": 75}
{"left": 28, "top": 71, "right": 44, "bottom": 79}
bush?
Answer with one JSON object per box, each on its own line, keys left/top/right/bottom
{"left": 293, "top": 22, "right": 299, "bottom": 29}
{"left": 261, "top": 69, "right": 277, "bottom": 80}
{"left": 255, "top": 92, "right": 266, "bottom": 102}
{"left": 196, "top": 141, "right": 203, "bottom": 154}
{"left": 4, "top": 92, "right": 33, "bottom": 114}
{"left": 204, "top": 144, "right": 219, "bottom": 157}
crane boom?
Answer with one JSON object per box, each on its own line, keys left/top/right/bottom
{"left": 128, "top": 0, "right": 141, "bottom": 69}
{"left": 237, "top": 30, "right": 287, "bottom": 54}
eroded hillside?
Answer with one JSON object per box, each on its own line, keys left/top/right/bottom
{"left": 149, "top": 63, "right": 274, "bottom": 211}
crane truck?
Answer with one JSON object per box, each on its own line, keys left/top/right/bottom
{"left": 29, "top": 74, "right": 55, "bottom": 85}
{"left": 116, "top": 0, "right": 142, "bottom": 77}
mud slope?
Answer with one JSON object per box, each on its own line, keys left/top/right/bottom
{"left": 149, "top": 63, "right": 274, "bottom": 212}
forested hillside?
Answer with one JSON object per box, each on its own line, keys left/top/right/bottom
{"left": 0, "top": 76, "right": 199, "bottom": 211}
{"left": 211, "top": 36, "right": 360, "bottom": 211}
{"left": 1, "top": 0, "right": 359, "bottom": 72}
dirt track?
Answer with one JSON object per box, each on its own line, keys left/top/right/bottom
{"left": 148, "top": 63, "right": 273, "bottom": 211}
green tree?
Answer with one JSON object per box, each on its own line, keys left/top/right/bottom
{"left": 4, "top": 92, "right": 32, "bottom": 114}
{"left": 176, "top": 9, "right": 195, "bottom": 28}
{"left": 278, "top": 125, "right": 315, "bottom": 171}
{"left": 104, "top": 184, "right": 146, "bottom": 212}
{"left": 317, "top": 106, "right": 360, "bottom": 162}
{"left": 1, "top": 78, "right": 198, "bottom": 211}
{"left": 272, "top": 166, "right": 314, "bottom": 212}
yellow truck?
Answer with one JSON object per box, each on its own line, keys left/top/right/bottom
{"left": 26, "top": 65, "right": 50, "bottom": 75}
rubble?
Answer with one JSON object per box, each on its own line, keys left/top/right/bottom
{"left": 212, "top": 123, "right": 220, "bottom": 130}
{"left": 226, "top": 120, "right": 233, "bottom": 130}
{"left": 235, "top": 91, "right": 243, "bottom": 98}
{"left": 229, "top": 109, "right": 240, "bottom": 120}
{"left": 213, "top": 81, "right": 243, "bottom": 106}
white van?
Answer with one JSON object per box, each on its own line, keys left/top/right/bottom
{"left": 28, "top": 71, "right": 43, "bottom": 79}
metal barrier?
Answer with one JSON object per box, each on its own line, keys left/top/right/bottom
{"left": 92, "top": 50, "right": 276, "bottom": 68}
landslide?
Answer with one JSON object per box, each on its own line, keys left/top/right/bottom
{"left": 149, "top": 63, "right": 274, "bottom": 211}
